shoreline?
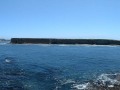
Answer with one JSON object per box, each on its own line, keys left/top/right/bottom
{"left": 9, "top": 43, "right": 120, "bottom": 47}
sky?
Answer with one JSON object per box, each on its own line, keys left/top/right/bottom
{"left": 0, "top": 0, "right": 120, "bottom": 39}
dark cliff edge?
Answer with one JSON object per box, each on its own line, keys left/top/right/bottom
{"left": 11, "top": 38, "right": 120, "bottom": 45}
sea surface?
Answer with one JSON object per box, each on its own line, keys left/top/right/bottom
{"left": 0, "top": 43, "right": 120, "bottom": 90}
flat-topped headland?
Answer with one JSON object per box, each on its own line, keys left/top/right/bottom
{"left": 11, "top": 38, "right": 120, "bottom": 45}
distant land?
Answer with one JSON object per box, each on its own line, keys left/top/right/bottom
{"left": 10, "top": 38, "right": 120, "bottom": 45}
{"left": 0, "top": 39, "right": 6, "bottom": 41}
{"left": 0, "top": 39, "right": 10, "bottom": 44}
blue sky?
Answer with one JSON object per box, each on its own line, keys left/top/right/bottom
{"left": 0, "top": 0, "right": 120, "bottom": 39}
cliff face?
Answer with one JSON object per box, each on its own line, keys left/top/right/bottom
{"left": 11, "top": 38, "right": 120, "bottom": 45}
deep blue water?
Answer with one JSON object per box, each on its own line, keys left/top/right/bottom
{"left": 0, "top": 44, "right": 120, "bottom": 90}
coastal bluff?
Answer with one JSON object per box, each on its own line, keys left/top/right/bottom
{"left": 11, "top": 38, "right": 120, "bottom": 45}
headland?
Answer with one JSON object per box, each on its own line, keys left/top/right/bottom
{"left": 10, "top": 38, "right": 120, "bottom": 45}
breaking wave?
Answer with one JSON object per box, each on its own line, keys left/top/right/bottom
{"left": 72, "top": 73, "right": 120, "bottom": 90}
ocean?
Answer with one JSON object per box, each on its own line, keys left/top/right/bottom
{"left": 0, "top": 44, "right": 120, "bottom": 90}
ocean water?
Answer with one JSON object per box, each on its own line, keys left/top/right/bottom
{"left": 0, "top": 44, "right": 120, "bottom": 90}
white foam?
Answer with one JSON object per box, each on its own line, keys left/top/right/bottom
{"left": 108, "top": 85, "right": 114, "bottom": 87}
{"left": 63, "top": 79, "right": 75, "bottom": 84}
{"left": 73, "top": 83, "right": 89, "bottom": 90}
{"left": 96, "top": 73, "right": 120, "bottom": 85}
{"left": 5, "top": 59, "right": 11, "bottom": 63}
{"left": 60, "top": 79, "right": 75, "bottom": 85}
{"left": 58, "top": 44, "right": 69, "bottom": 46}
{"left": 72, "top": 73, "right": 120, "bottom": 90}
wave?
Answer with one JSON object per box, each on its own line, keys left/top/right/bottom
{"left": 72, "top": 73, "right": 120, "bottom": 90}
{"left": 54, "top": 44, "right": 119, "bottom": 48}
{"left": 54, "top": 73, "right": 120, "bottom": 90}
{"left": 73, "top": 82, "right": 90, "bottom": 90}
{"left": 95, "top": 73, "right": 120, "bottom": 86}
{"left": 0, "top": 43, "right": 8, "bottom": 45}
